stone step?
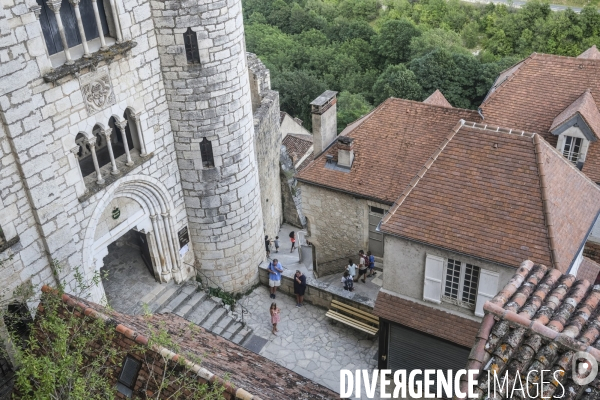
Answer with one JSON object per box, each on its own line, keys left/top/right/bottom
{"left": 176, "top": 291, "right": 206, "bottom": 319}
{"left": 147, "top": 284, "right": 183, "bottom": 314}
{"left": 209, "top": 309, "right": 232, "bottom": 333}
{"left": 188, "top": 298, "right": 220, "bottom": 325}
{"left": 232, "top": 326, "right": 253, "bottom": 345}
{"left": 221, "top": 320, "right": 242, "bottom": 340}
{"left": 200, "top": 307, "right": 227, "bottom": 332}
{"left": 157, "top": 284, "right": 197, "bottom": 314}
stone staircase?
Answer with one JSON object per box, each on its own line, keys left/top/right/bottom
{"left": 137, "top": 281, "right": 253, "bottom": 346}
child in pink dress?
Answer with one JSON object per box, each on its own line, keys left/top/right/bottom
{"left": 270, "top": 302, "right": 280, "bottom": 335}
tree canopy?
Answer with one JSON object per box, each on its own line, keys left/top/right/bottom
{"left": 243, "top": 0, "right": 600, "bottom": 130}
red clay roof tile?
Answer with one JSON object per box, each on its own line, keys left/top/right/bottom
{"left": 373, "top": 290, "right": 480, "bottom": 348}
{"left": 296, "top": 98, "right": 480, "bottom": 204}
{"left": 423, "top": 89, "right": 453, "bottom": 108}
{"left": 380, "top": 122, "right": 600, "bottom": 272}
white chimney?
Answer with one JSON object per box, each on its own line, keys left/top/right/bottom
{"left": 337, "top": 136, "right": 354, "bottom": 169}
{"left": 311, "top": 90, "right": 338, "bottom": 158}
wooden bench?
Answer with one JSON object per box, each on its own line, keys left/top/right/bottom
{"left": 325, "top": 300, "right": 379, "bottom": 336}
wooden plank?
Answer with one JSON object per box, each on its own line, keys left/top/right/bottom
{"left": 326, "top": 311, "right": 379, "bottom": 335}
{"left": 330, "top": 301, "right": 379, "bottom": 325}
{"left": 326, "top": 312, "right": 378, "bottom": 335}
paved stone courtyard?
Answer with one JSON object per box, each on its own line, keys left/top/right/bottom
{"left": 239, "top": 285, "right": 379, "bottom": 397}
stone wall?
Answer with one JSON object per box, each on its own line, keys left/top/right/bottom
{"left": 248, "top": 53, "right": 283, "bottom": 240}
{"left": 280, "top": 144, "right": 304, "bottom": 228}
{"left": 300, "top": 184, "right": 369, "bottom": 276}
{"left": 585, "top": 241, "right": 600, "bottom": 264}
{"left": 0, "top": 0, "right": 192, "bottom": 305}
{"left": 152, "top": 0, "right": 265, "bottom": 293}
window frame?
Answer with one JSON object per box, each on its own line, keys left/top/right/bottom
{"left": 563, "top": 135, "right": 583, "bottom": 164}
{"left": 116, "top": 355, "right": 141, "bottom": 398}
{"left": 442, "top": 259, "right": 480, "bottom": 310}
{"left": 183, "top": 27, "right": 201, "bottom": 65}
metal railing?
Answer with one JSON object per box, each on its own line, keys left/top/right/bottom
{"left": 194, "top": 268, "right": 249, "bottom": 327}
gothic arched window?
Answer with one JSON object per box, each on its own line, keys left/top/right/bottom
{"left": 184, "top": 27, "right": 200, "bottom": 65}
{"left": 200, "top": 138, "right": 214, "bottom": 168}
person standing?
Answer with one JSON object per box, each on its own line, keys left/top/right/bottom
{"left": 270, "top": 302, "right": 280, "bottom": 335}
{"left": 358, "top": 250, "right": 368, "bottom": 283}
{"left": 346, "top": 259, "right": 357, "bottom": 282}
{"left": 265, "top": 235, "right": 271, "bottom": 258}
{"left": 289, "top": 231, "right": 296, "bottom": 252}
{"left": 268, "top": 259, "right": 283, "bottom": 299}
{"left": 274, "top": 236, "right": 280, "bottom": 253}
{"left": 367, "top": 250, "right": 376, "bottom": 277}
{"left": 294, "top": 270, "right": 307, "bottom": 308}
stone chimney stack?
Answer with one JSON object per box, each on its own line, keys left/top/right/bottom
{"left": 337, "top": 136, "right": 354, "bottom": 168}
{"left": 311, "top": 90, "right": 338, "bottom": 157}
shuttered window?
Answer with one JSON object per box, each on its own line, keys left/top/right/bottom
{"left": 474, "top": 269, "right": 499, "bottom": 317}
{"left": 423, "top": 254, "right": 444, "bottom": 304}
{"left": 442, "top": 259, "right": 480, "bottom": 310}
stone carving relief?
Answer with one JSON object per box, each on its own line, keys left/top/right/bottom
{"left": 79, "top": 66, "right": 116, "bottom": 116}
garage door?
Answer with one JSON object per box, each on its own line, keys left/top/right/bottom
{"left": 388, "top": 323, "right": 470, "bottom": 397}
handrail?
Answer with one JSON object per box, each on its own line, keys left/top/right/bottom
{"left": 193, "top": 266, "right": 249, "bottom": 326}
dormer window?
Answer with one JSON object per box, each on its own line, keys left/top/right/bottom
{"left": 563, "top": 136, "right": 583, "bottom": 164}
{"left": 550, "top": 89, "right": 600, "bottom": 170}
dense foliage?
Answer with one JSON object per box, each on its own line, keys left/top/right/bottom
{"left": 243, "top": 0, "right": 600, "bottom": 129}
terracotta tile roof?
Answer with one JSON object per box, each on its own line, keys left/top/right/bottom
{"left": 461, "top": 260, "right": 600, "bottom": 399}
{"left": 579, "top": 45, "right": 600, "bottom": 60}
{"left": 373, "top": 289, "right": 480, "bottom": 348}
{"left": 577, "top": 256, "right": 600, "bottom": 283}
{"left": 40, "top": 286, "right": 337, "bottom": 400}
{"left": 296, "top": 98, "right": 480, "bottom": 204}
{"left": 550, "top": 89, "right": 600, "bottom": 139}
{"left": 423, "top": 89, "right": 452, "bottom": 108}
{"left": 380, "top": 121, "right": 600, "bottom": 272}
{"left": 283, "top": 133, "right": 312, "bottom": 159}
{"left": 480, "top": 51, "right": 600, "bottom": 181}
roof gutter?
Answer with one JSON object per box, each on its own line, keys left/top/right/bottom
{"left": 477, "top": 107, "right": 484, "bottom": 120}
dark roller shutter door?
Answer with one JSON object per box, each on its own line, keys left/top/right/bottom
{"left": 388, "top": 323, "right": 470, "bottom": 397}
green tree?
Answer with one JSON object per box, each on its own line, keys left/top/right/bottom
{"left": 409, "top": 28, "right": 470, "bottom": 58}
{"left": 375, "top": 19, "right": 422, "bottom": 65}
{"left": 273, "top": 70, "right": 327, "bottom": 131}
{"left": 372, "top": 64, "right": 423, "bottom": 104}
{"left": 337, "top": 91, "right": 373, "bottom": 133}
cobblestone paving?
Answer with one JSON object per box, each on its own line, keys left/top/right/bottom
{"left": 241, "top": 286, "right": 379, "bottom": 397}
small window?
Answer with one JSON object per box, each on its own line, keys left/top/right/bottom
{"left": 563, "top": 136, "right": 583, "bottom": 164}
{"left": 443, "top": 259, "right": 479, "bottom": 309}
{"left": 116, "top": 356, "right": 141, "bottom": 398}
{"left": 184, "top": 27, "right": 201, "bottom": 65}
{"left": 200, "top": 138, "right": 214, "bottom": 168}
{"left": 370, "top": 206, "right": 385, "bottom": 215}
{"left": 0, "top": 226, "right": 5, "bottom": 248}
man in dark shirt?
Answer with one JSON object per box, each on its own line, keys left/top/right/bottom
{"left": 294, "top": 270, "right": 307, "bottom": 308}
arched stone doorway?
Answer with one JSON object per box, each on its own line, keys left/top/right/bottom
{"left": 82, "top": 176, "right": 187, "bottom": 303}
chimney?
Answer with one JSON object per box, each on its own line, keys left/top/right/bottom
{"left": 337, "top": 136, "right": 354, "bottom": 169}
{"left": 311, "top": 90, "right": 338, "bottom": 157}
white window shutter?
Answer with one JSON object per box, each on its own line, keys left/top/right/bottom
{"left": 475, "top": 269, "right": 499, "bottom": 317}
{"left": 423, "top": 254, "right": 444, "bottom": 304}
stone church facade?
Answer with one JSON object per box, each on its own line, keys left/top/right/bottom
{"left": 0, "top": 0, "right": 281, "bottom": 304}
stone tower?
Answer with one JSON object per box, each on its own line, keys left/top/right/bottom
{"left": 152, "top": 0, "right": 265, "bottom": 292}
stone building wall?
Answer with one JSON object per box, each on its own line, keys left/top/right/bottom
{"left": 280, "top": 147, "right": 304, "bottom": 228}
{"left": 248, "top": 53, "right": 283, "bottom": 239}
{"left": 152, "top": 0, "right": 265, "bottom": 292}
{"left": 300, "top": 184, "right": 369, "bottom": 276}
{"left": 383, "top": 234, "right": 514, "bottom": 320}
{"left": 0, "top": 0, "right": 193, "bottom": 304}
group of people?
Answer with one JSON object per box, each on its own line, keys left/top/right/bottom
{"left": 265, "top": 231, "right": 296, "bottom": 258}
{"left": 267, "top": 258, "right": 306, "bottom": 335}
{"left": 342, "top": 250, "right": 376, "bottom": 292}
